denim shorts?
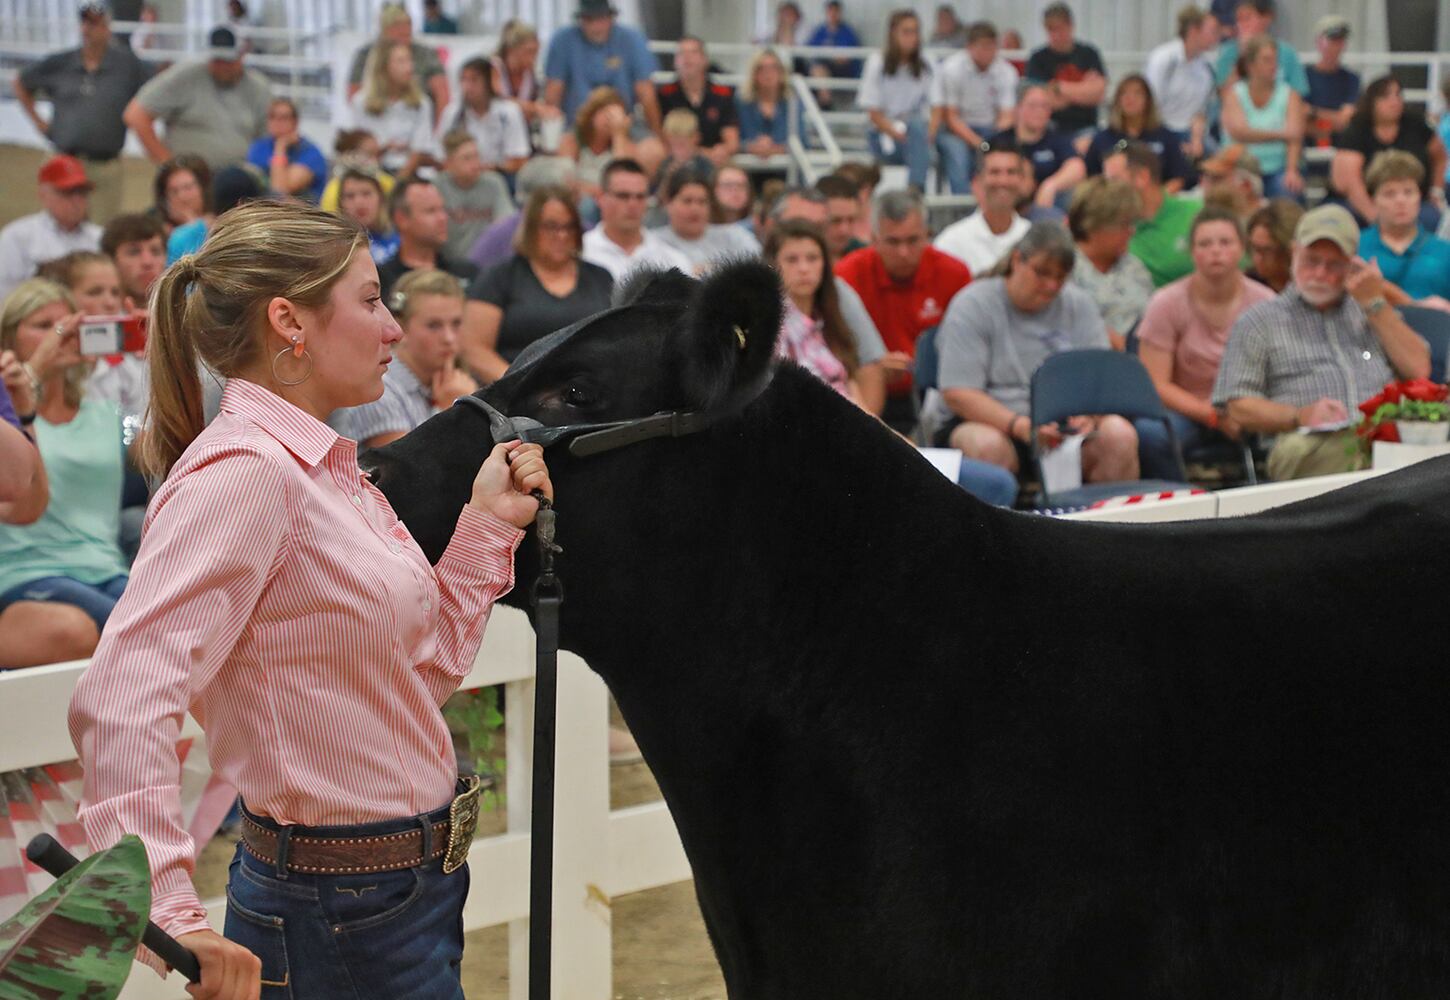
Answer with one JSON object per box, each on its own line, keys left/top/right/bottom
{"left": 0, "top": 574, "right": 128, "bottom": 630}
{"left": 226, "top": 801, "right": 470, "bottom": 999}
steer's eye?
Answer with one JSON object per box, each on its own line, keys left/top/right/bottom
{"left": 564, "top": 384, "right": 593, "bottom": 407}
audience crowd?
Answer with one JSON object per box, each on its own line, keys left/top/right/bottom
{"left": 5, "top": 0, "right": 1450, "bottom": 671}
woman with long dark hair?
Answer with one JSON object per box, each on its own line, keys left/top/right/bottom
{"left": 859, "top": 9, "right": 935, "bottom": 191}
{"left": 1331, "top": 74, "right": 1447, "bottom": 227}
{"left": 764, "top": 219, "right": 862, "bottom": 405}
{"left": 1083, "top": 73, "right": 1191, "bottom": 190}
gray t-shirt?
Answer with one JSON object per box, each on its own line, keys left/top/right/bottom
{"left": 652, "top": 224, "right": 761, "bottom": 274}
{"left": 20, "top": 42, "right": 151, "bottom": 159}
{"left": 135, "top": 61, "right": 271, "bottom": 168}
{"left": 929, "top": 276, "right": 1108, "bottom": 427}
{"left": 436, "top": 171, "right": 515, "bottom": 263}
{"left": 833, "top": 277, "right": 886, "bottom": 367}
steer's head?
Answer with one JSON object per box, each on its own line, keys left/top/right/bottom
{"left": 371, "top": 260, "right": 784, "bottom": 564}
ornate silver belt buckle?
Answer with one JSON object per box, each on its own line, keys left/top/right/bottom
{"left": 443, "top": 775, "right": 481, "bottom": 874}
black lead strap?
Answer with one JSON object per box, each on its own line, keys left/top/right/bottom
{"left": 528, "top": 491, "right": 562, "bottom": 1000}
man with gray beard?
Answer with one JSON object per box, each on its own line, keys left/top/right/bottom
{"left": 1212, "top": 204, "right": 1430, "bottom": 480}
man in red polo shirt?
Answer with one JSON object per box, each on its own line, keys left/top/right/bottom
{"left": 836, "top": 188, "right": 972, "bottom": 427}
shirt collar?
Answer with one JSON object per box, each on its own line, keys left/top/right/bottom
{"left": 387, "top": 357, "right": 432, "bottom": 403}
{"left": 220, "top": 377, "right": 341, "bottom": 468}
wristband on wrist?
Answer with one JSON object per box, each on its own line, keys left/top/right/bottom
{"left": 1205, "top": 408, "right": 1219, "bottom": 430}
{"left": 17, "top": 411, "right": 36, "bottom": 426}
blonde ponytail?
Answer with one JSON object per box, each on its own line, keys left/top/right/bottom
{"left": 139, "top": 202, "right": 367, "bottom": 479}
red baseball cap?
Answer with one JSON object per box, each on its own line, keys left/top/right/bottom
{"left": 38, "top": 154, "right": 93, "bottom": 191}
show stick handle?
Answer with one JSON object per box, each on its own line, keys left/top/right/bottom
{"left": 24, "top": 834, "right": 203, "bottom": 984}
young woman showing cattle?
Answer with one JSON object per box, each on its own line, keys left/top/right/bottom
{"left": 763, "top": 219, "right": 863, "bottom": 407}
{"left": 66, "top": 201, "right": 551, "bottom": 1000}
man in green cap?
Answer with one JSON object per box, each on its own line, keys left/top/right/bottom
{"left": 1212, "top": 203, "right": 1431, "bottom": 480}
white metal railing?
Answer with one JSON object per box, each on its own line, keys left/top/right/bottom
{"left": 0, "top": 605, "right": 690, "bottom": 1000}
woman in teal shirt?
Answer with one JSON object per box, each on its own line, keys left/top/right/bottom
{"left": 0, "top": 279, "right": 129, "bottom": 669}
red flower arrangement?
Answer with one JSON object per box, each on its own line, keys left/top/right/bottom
{"left": 1357, "top": 379, "right": 1450, "bottom": 443}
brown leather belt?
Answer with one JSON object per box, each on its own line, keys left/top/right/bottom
{"left": 241, "top": 776, "right": 482, "bottom": 876}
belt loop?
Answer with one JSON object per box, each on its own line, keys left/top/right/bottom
{"left": 273, "top": 826, "right": 293, "bottom": 881}
{"left": 418, "top": 815, "right": 435, "bottom": 863}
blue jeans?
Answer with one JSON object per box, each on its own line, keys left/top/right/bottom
{"left": 868, "top": 117, "right": 931, "bottom": 191}
{"left": 934, "top": 130, "right": 989, "bottom": 194}
{"left": 0, "top": 574, "right": 128, "bottom": 630}
{"left": 1135, "top": 411, "right": 1237, "bottom": 480}
{"left": 225, "top": 803, "right": 469, "bottom": 999}
{"left": 958, "top": 458, "right": 1019, "bottom": 507}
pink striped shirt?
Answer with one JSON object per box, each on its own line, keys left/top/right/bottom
{"left": 69, "top": 378, "right": 522, "bottom": 942}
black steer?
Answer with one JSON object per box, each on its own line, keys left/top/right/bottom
{"left": 369, "top": 262, "right": 1450, "bottom": 999}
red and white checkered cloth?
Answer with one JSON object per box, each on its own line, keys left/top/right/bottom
{"left": 0, "top": 739, "right": 235, "bottom": 922}
{"left": 1088, "top": 488, "right": 1208, "bottom": 510}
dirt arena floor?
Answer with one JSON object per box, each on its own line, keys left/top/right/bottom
{"left": 0, "top": 142, "right": 724, "bottom": 997}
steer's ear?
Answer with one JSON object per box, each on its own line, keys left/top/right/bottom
{"left": 672, "top": 258, "right": 783, "bottom": 411}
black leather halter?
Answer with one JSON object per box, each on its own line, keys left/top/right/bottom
{"left": 452, "top": 395, "right": 715, "bottom": 458}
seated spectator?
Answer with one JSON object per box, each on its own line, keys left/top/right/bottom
{"left": 1104, "top": 141, "right": 1199, "bottom": 287}
{"left": 349, "top": 39, "right": 439, "bottom": 177}
{"left": 1135, "top": 205, "right": 1274, "bottom": 471}
{"left": 759, "top": 1, "right": 803, "bottom": 46}
{"left": 0, "top": 278, "right": 129, "bottom": 668}
{"left": 1001, "top": 29, "right": 1027, "bottom": 75}
{"left": 1198, "top": 145, "right": 1266, "bottom": 222}
{"left": 658, "top": 37, "right": 740, "bottom": 168}
{"left": 1304, "top": 16, "right": 1359, "bottom": 145}
{"left": 0, "top": 156, "right": 102, "bottom": 299}
{"left": 761, "top": 186, "right": 892, "bottom": 414}
{"left": 833, "top": 161, "right": 881, "bottom": 245}
{"left": 582, "top": 159, "right": 692, "bottom": 282}
{"left": 440, "top": 58, "right": 531, "bottom": 178}
{"left": 815, "top": 174, "right": 865, "bottom": 260}
{"left": 1212, "top": 204, "right": 1430, "bottom": 480}
{"left": 713, "top": 165, "right": 756, "bottom": 226}
{"left": 491, "top": 20, "right": 558, "bottom": 128}
{"left": 1243, "top": 198, "right": 1303, "bottom": 292}
{"left": 38, "top": 251, "right": 146, "bottom": 426}
{"left": 319, "top": 130, "right": 396, "bottom": 214}
{"left": 100, "top": 214, "right": 166, "bottom": 305}
{"left": 1214, "top": 0, "right": 1308, "bottom": 96}
{"left": 166, "top": 164, "right": 264, "bottom": 264}
{"left": 123, "top": 26, "right": 270, "bottom": 170}
{"left": 934, "top": 20, "right": 1019, "bottom": 195}
{"left": 926, "top": 222, "right": 1140, "bottom": 483}
{"left": 1332, "top": 76, "right": 1447, "bottom": 229}
{"left": 36, "top": 250, "right": 120, "bottom": 315}
{"left": 1439, "top": 78, "right": 1450, "bottom": 204}
{"left": 652, "top": 168, "right": 762, "bottom": 275}
{"left": 544, "top": 0, "right": 662, "bottom": 139}
{"left": 804, "top": 0, "right": 863, "bottom": 110}
{"left": 1024, "top": 2, "right": 1107, "bottom": 148}
{"left": 150, "top": 155, "right": 212, "bottom": 240}
{"left": 336, "top": 168, "right": 399, "bottom": 264}
{"left": 378, "top": 177, "right": 480, "bottom": 300}
{"left": 0, "top": 378, "right": 47, "bottom": 527}
{"left": 992, "top": 83, "right": 1086, "bottom": 217}
{"left": 930, "top": 5, "right": 967, "bottom": 48}
{"left": 1143, "top": 5, "right": 1219, "bottom": 159}
{"left": 468, "top": 156, "right": 578, "bottom": 273}
{"left": 246, "top": 98, "right": 327, "bottom": 203}
{"left": 1083, "top": 74, "right": 1191, "bottom": 190}
{"left": 462, "top": 186, "right": 612, "bottom": 382}
{"left": 1066, "top": 177, "right": 1153, "bottom": 350}
{"left": 345, "top": 2, "right": 449, "bottom": 127}
{"left": 335, "top": 269, "right": 476, "bottom": 448}
{"left": 654, "top": 110, "right": 716, "bottom": 190}
{"left": 559, "top": 86, "right": 665, "bottom": 205}
{"left": 933, "top": 138, "right": 1031, "bottom": 275}
{"left": 765, "top": 219, "right": 863, "bottom": 403}
{"left": 1221, "top": 35, "right": 1305, "bottom": 200}
{"left": 858, "top": 10, "right": 935, "bottom": 192}
{"left": 436, "top": 132, "right": 514, "bottom": 263}
{"left": 14, "top": 1, "right": 151, "bottom": 224}
{"left": 736, "top": 48, "right": 792, "bottom": 159}
{"left": 1357, "top": 151, "right": 1450, "bottom": 307}
{"left": 835, "top": 189, "right": 970, "bottom": 414}
{"left": 421, "top": 0, "right": 458, "bottom": 34}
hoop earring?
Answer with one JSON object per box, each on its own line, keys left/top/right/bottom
{"left": 272, "top": 340, "right": 313, "bottom": 386}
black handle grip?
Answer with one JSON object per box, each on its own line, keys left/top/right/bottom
{"left": 25, "top": 834, "right": 203, "bottom": 984}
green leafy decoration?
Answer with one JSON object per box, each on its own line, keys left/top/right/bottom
{"left": 0, "top": 835, "right": 151, "bottom": 1000}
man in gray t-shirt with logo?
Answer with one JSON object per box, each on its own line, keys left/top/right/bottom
{"left": 928, "top": 221, "right": 1141, "bottom": 483}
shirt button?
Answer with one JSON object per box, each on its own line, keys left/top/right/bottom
{"left": 423, "top": 599, "right": 432, "bottom": 611}
{"left": 352, "top": 495, "right": 363, "bottom": 506}
{"left": 388, "top": 542, "right": 401, "bottom": 554}
{"left": 1362, "top": 351, "right": 1372, "bottom": 360}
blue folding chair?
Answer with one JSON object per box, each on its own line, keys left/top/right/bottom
{"left": 1402, "top": 306, "right": 1450, "bottom": 383}
{"left": 1029, "top": 349, "right": 1198, "bottom": 508}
